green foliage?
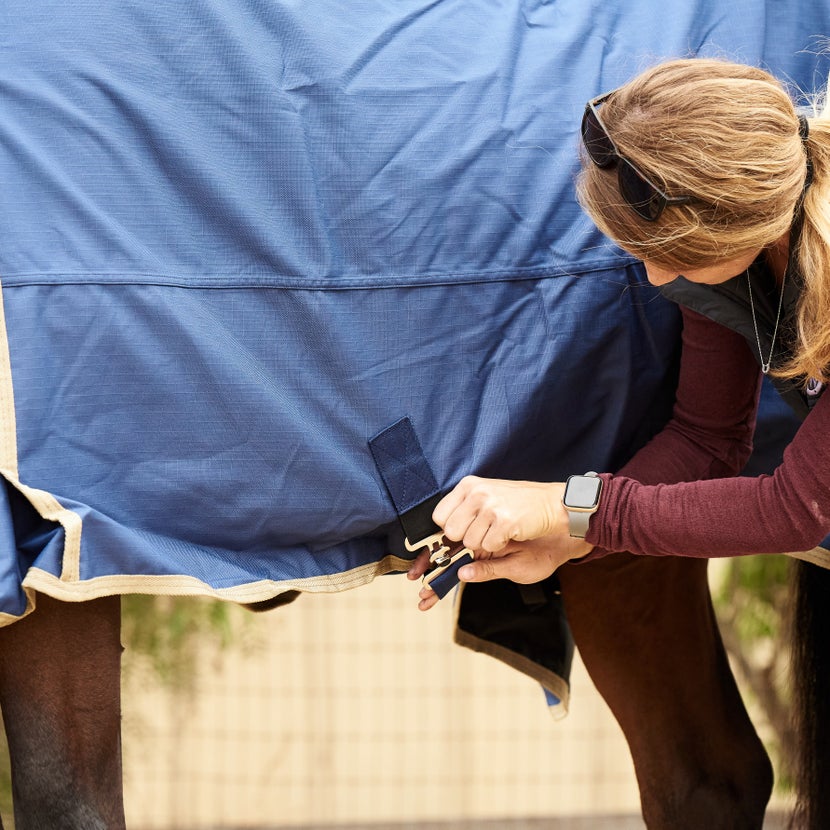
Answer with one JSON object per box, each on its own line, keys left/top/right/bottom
{"left": 0, "top": 595, "right": 255, "bottom": 824}
{"left": 712, "top": 554, "right": 796, "bottom": 785}
{"left": 121, "top": 594, "right": 258, "bottom": 693}
{"left": 714, "top": 553, "right": 791, "bottom": 639}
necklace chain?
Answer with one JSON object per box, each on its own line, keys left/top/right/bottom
{"left": 746, "top": 270, "right": 786, "bottom": 375}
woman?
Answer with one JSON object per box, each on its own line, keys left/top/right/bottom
{"left": 411, "top": 59, "right": 830, "bottom": 827}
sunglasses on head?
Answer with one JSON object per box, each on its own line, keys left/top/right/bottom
{"left": 581, "top": 89, "right": 694, "bottom": 222}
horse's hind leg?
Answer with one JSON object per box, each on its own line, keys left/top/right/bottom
{"left": 558, "top": 554, "right": 773, "bottom": 830}
{"left": 0, "top": 593, "right": 125, "bottom": 830}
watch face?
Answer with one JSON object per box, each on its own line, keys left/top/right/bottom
{"left": 564, "top": 475, "right": 602, "bottom": 509}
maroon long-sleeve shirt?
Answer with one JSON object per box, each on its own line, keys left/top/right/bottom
{"left": 585, "top": 306, "right": 830, "bottom": 558}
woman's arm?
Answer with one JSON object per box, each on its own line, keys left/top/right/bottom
{"left": 590, "top": 383, "right": 830, "bottom": 557}
{"left": 433, "top": 306, "right": 765, "bottom": 554}
{"left": 416, "top": 307, "right": 783, "bottom": 602}
{"left": 607, "top": 305, "right": 761, "bottom": 488}
{"left": 587, "top": 306, "right": 830, "bottom": 557}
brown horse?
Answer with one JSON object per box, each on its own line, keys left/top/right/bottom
{"left": 2, "top": 1, "right": 829, "bottom": 826}
{"left": 0, "top": 555, "right": 802, "bottom": 830}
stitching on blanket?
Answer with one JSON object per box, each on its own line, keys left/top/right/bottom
{"left": 21, "top": 555, "right": 413, "bottom": 605}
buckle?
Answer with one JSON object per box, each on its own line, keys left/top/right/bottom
{"left": 404, "top": 531, "right": 456, "bottom": 567}
{"left": 405, "top": 532, "right": 474, "bottom": 596}
{"left": 421, "top": 545, "right": 474, "bottom": 590}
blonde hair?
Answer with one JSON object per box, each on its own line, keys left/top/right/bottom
{"left": 577, "top": 58, "right": 830, "bottom": 383}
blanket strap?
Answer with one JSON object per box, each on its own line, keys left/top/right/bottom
{"left": 368, "top": 416, "right": 473, "bottom": 599}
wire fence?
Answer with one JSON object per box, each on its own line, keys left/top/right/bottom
{"left": 121, "top": 576, "right": 646, "bottom": 828}
{"left": 121, "top": 573, "right": 796, "bottom": 829}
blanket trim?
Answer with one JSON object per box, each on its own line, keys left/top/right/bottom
{"left": 786, "top": 547, "right": 830, "bottom": 569}
{"left": 0, "top": 281, "right": 84, "bottom": 618}
{"left": 21, "top": 554, "right": 413, "bottom": 604}
{"left": 452, "top": 584, "right": 571, "bottom": 718}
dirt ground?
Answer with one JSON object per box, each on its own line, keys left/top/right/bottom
{"left": 199, "top": 811, "right": 789, "bottom": 830}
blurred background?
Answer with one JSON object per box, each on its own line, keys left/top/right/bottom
{"left": 50, "top": 554, "right": 792, "bottom": 829}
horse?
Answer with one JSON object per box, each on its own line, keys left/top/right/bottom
{"left": 0, "top": 555, "right": 788, "bottom": 829}
{"left": 1, "top": 1, "right": 829, "bottom": 828}
{"left": 5, "top": 548, "right": 823, "bottom": 828}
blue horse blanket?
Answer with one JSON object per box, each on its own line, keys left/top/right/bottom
{"left": 1, "top": 0, "right": 829, "bottom": 705}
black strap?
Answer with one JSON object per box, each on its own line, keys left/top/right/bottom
{"left": 369, "top": 416, "right": 472, "bottom": 599}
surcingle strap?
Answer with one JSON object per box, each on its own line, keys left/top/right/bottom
{"left": 369, "top": 416, "right": 473, "bottom": 599}
{"left": 369, "top": 416, "right": 574, "bottom": 712}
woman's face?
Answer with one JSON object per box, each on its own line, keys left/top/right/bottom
{"left": 642, "top": 248, "right": 762, "bottom": 287}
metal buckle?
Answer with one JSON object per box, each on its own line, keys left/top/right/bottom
{"left": 421, "top": 546, "right": 474, "bottom": 590}
{"left": 405, "top": 531, "right": 455, "bottom": 567}
{"left": 405, "top": 532, "right": 474, "bottom": 584}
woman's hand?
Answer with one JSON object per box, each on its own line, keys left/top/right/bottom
{"left": 433, "top": 475, "right": 566, "bottom": 552}
{"left": 406, "top": 476, "right": 594, "bottom": 610}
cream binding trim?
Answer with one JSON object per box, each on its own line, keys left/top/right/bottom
{"left": 0, "top": 282, "right": 85, "bottom": 622}
{"left": 0, "top": 281, "right": 421, "bottom": 623}
{"left": 786, "top": 547, "right": 830, "bottom": 570}
{"left": 452, "top": 583, "right": 571, "bottom": 717}
{"left": 22, "top": 554, "right": 413, "bottom": 605}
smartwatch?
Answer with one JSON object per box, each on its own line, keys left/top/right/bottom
{"left": 562, "top": 471, "right": 602, "bottom": 539}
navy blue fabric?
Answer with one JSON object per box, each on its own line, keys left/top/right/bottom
{"left": 369, "top": 417, "right": 440, "bottom": 516}
{"left": 427, "top": 552, "right": 475, "bottom": 600}
{"left": 3, "top": 0, "right": 826, "bottom": 287}
{"left": 0, "top": 1, "right": 828, "bottom": 612}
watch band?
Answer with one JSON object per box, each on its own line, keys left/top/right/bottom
{"left": 563, "top": 471, "right": 601, "bottom": 539}
{"left": 566, "top": 509, "right": 593, "bottom": 539}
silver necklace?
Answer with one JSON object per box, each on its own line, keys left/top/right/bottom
{"left": 746, "top": 270, "right": 786, "bottom": 375}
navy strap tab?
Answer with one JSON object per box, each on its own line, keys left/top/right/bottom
{"left": 368, "top": 416, "right": 440, "bottom": 517}
{"left": 369, "top": 416, "right": 473, "bottom": 600}
{"left": 423, "top": 547, "right": 474, "bottom": 599}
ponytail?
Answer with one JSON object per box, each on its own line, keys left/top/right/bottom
{"left": 779, "top": 110, "right": 830, "bottom": 383}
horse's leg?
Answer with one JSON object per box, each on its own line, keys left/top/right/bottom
{"left": 558, "top": 554, "right": 773, "bottom": 830}
{"left": 0, "top": 593, "right": 124, "bottom": 830}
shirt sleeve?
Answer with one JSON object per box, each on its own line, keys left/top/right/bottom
{"left": 611, "top": 305, "right": 762, "bottom": 485}
{"left": 583, "top": 306, "right": 830, "bottom": 558}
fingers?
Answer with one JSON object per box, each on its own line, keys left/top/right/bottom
{"left": 431, "top": 476, "right": 510, "bottom": 553}
{"left": 417, "top": 586, "right": 439, "bottom": 611}
{"left": 413, "top": 526, "right": 591, "bottom": 609}
{"left": 419, "top": 474, "right": 570, "bottom": 608}
{"left": 457, "top": 558, "right": 520, "bottom": 583}
{"left": 455, "top": 544, "right": 555, "bottom": 585}
{"left": 432, "top": 476, "right": 485, "bottom": 545}
{"left": 407, "top": 548, "right": 432, "bottom": 580}
{"left": 431, "top": 479, "right": 471, "bottom": 529}
{"left": 415, "top": 551, "right": 535, "bottom": 612}
{"left": 455, "top": 512, "right": 501, "bottom": 553}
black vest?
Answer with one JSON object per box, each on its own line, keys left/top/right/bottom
{"left": 659, "top": 252, "right": 823, "bottom": 421}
